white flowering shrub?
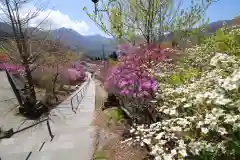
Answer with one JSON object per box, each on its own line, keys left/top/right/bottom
{"left": 124, "top": 27, "right": 240, "bottom": 160}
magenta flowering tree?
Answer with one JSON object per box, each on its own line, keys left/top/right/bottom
{"left": 104, "top": 44, "right": 175, "bottom": 123}
{"left": 0, "top": 63, "right": 23, "bottom": 73}
{"left": 71, "top": 62, "right": 85, "bottom": 70}
{"left": 59, "top": 68, "right": 86, "bottom": 85}
{"left": 31, "top": 66, "right": 86, "bottom": 87}
{"left": 71, "top": 61, "right": 86, "bottom": 81}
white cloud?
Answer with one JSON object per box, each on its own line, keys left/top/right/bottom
{"left": 0, "top": 3, "right": 90, "bottom": 35}
{"left": 29, "top": 9, "right": 90, "bottom": 35}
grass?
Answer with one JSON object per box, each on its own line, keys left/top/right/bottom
{"left": 105, "top": 108, "right": 125, "bottom": 124}
{"left": 93, "top": 150, "right": 108, "bottom": 160}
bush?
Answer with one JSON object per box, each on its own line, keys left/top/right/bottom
{"left": 104, "top": 44, "right": 176, "bottom": 123}
{"left": 124, "top": 26, "right": 240, "bottom": 160}
{"left": 204, "top": 26, "right": 240, "bottom": 56}
{"left": 104, "top": 44, "right": 175, "bottom": 97}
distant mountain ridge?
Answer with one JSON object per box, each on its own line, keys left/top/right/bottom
{"left": 0, "top": 22, "right": 117, "bottom": 57}
{"left": 0, "top": 18, "right": 238, "bottom": 56}
{"left": 50, "top": 27, "right": 116, "bottom": 57}
{"left": 164, "top": 19, "right": 239, "bottom": 41}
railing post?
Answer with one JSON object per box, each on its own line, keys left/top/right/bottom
{"left": 76, "top": 94, "right": 79, "bottom": 103}
{"left": 70, "top": 99, "right": 76, "bottom": 114}
{"left": 46, "top": 120, "right": 54, "bottom": 141}
{"left": 69, "top": 77, "right": 90, "bottom": 113}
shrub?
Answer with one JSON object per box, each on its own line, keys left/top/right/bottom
{"left": 104, "top": 44, "right": 175, "bottom": 123}
{"left": 125, "top": 27, "right": 240, "bottom": 160}
{"left": 104, "top": 44, "right": 174, "bottom": 96}
{"left": 204, "top": 25, "right": 240, "bottom": 56}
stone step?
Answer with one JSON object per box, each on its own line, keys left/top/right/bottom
{"left": 0, "top": 126, "right": 95, "bottom": 158}
{"left": 0, "top": 151, "right": 30, "bottom": 160}
{"left": 0, "top": 135, "right": 47, "bottom": 155}
{"left": 29, "top": 146, "right": 94, "bottom": 160}
{"left": 49, "top": 126, "right": 95, "bottom": 138}
{"left": 28, "top": 127, "right": 96, "bottom": 160}
{"left": 47, "top": 122, "right": 95, "bottom": 135}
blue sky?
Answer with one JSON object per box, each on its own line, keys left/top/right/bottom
{"left": 15, "top": 0, "right": 240, "bottom": 36}
{"left": 45, "top": 0, "right": 102, "bottom": 35}
{"left": 206, "top": 0, "right": 240, "bottom": 22}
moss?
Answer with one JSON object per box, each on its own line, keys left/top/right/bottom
{"left": 93, "top": 150, "right": 108, "bottom": 160}
{"left": 105, "top": 107, "right": 125, "bottom": 124}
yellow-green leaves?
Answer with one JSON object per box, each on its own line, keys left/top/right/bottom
{"left": 169, "top": 68, "right": 200, "bottom": 85}
{"left": 205, "top": 27, "right": 240, "bottom": 56}
{"left": 169, "top": 73, "right": 183, "bottom": 85}
{"left": 110, "top": 7, "right": 123, "bottom": 39}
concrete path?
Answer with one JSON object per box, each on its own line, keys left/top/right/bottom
{"left": 0, "top": 73, "right": 96, "bottom": 160}
{"left": 0, "top": 71, "right": 23, "bottom": 131}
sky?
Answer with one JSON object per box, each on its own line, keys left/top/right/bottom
{"left": 1, "top": 0, "right": 240, "bottom": 37}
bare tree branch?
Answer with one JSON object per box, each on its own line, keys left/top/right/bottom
{"left": 1, "top": 0, "right": 51, "bottom": 101}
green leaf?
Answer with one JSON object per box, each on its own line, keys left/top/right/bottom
{"left": 83, "top": 7, "right": 87, "bottom": 11}
{"left": 169, "top": 74, "right": 183, "bottom": 85}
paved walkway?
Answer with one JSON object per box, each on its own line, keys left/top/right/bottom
{"left": 0, "top": 73, "right": 96, "bottom": 160}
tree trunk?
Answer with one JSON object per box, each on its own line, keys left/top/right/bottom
{"left": 146, "top": 35, "right": 150, "bottom": 44}
{"left": 24, "top": 63, "right": 36, "bottom": 100}
{"left": 52, "top": 73, "right": 59, "bottom": 102}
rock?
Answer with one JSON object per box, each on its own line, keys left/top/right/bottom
{"left": 3, "top": 128, "right": 14, "bottom": 138}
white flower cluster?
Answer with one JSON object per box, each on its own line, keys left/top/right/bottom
{"left": 124, "top": 48, "right": 240, "bottom": 159}
{"left": 210, "top": 52, "right": 237, "bottom": 67}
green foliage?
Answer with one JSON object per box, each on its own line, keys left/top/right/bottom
{"left": 93, "top": 151, "right": 108, "bottom": 160}
{"left": 110, "top": 7, "right": 123, "bottom": 39}
{"left": 231, "top": 130, "right": 240, "bottom": 157}
{"left": 84, "top": 0, "right": 218, "bottom": 43}
{"left": 204, "top": 27, "right": 240, "bottom": 56}
{"left": 195, "top": 150, "right": 218, "bottom": 160}
{"left": 181, "top": 68, "right": 200, "bottom": 81}
{"left": 169, "top": 73, "right": 183, "bottom": 85}
{"left": 105, "top": 108, "right": 125, "bottom": 124}
{"left": 169, "top": 68, "right": 200, "bottom": 85}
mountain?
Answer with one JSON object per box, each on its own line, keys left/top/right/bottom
{"left": 0, "top": 18, "right": 238, "bottom": 55}
{"left": 0, "top": 22, "right": 117, "bottom": 57}
{"left": 164, "top": 19, "right": 239, "bottom": 41}
{"left": 50, "top": 28, "right": 116, "bottom": 57}
{"left": 204, "top": 19, "right": 237, "bottom": 34}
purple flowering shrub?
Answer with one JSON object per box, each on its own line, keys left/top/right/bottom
{"left": 104, "top": 44, "right": 175, "bottom": 123}
{"left": 104, "top": 44, "right": 175, "bottom": 101}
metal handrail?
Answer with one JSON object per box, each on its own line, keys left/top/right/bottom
{"left": 69, "top": 75, "right": 91, "bottom": 113}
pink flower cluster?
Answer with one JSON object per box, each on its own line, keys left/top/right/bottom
{"left": 104, "top": 44, "right": 175, "bottom": 100}
{"left": 0, "top": 63, "right": 23, "bottom": 73}
{"left": 71, "top": 61, "right": 86, "bottom": 80}
{"left": 0, "top": 61, "right": 87, "bottom": 85}
{"left": 32, "top": 65, "right": 86, "bottom": 85}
